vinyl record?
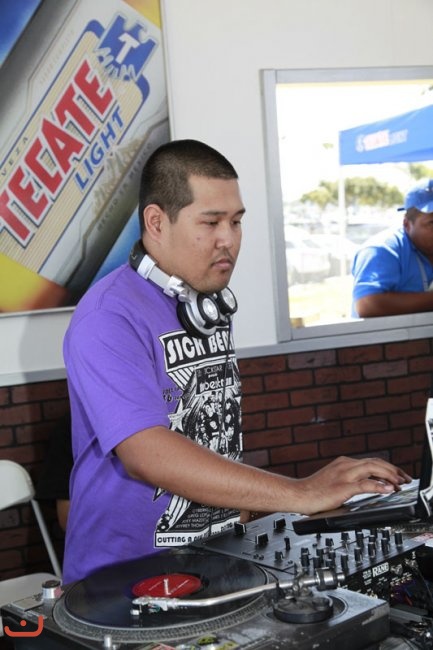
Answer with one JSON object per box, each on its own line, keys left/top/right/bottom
{"left": 55, "top": 548, "right": 268, "bottom": 638}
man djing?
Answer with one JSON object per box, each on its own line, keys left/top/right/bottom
{"left": 62, "top": 139, "right": 410, "bottom": 583}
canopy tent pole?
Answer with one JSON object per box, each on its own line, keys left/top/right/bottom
{"left": 337, "top": 170, "right": 347, "bottom": 276}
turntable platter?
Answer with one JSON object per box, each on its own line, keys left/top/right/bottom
{"left": 53, "top": 549, "right": 269, "bottom": 643}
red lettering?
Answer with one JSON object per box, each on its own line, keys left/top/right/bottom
{"left": 55, "top": 84, "right": 96, "bottom": 138}
{"left": 74, "top": 59, "right": 113, "bottom": 117}
{"left": 9, "top": 167, "right": 48, "bottom": 221}
{"left": 0, "top": 189, "right": 32, "bottom": 244}
{"left": 2, "top": 58, "right": 116, "bottom": 248}
{"left": 41, "top": 117, "right": 84, "bottom": 173}
{"left": 25, "top": 138, "right": 62, "bottom": 195}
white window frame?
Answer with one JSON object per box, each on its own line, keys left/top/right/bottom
{"left": 261, "top": 65, "right": 433, "bottom": 350}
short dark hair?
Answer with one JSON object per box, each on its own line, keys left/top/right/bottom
{"left": 138, "top": 139, "right": 238, "bottom": 233}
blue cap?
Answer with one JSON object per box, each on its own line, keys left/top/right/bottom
{"left": 398, "top": 178, "right": 433, "bottom": 212}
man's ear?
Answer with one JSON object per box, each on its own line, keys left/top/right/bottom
{"left": 143, "top": 204, "right": 164, "bottom": 240}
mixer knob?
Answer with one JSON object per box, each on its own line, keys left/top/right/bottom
{"left": 355, "top": 531, "right": 364, "bottom": 546}
{"left": 341, "top": 554, "right": 349, "bottom": 572}
{"left": 381, "top": 538, "right": 390, "bottom": 554}
{"left": 255, "top": 533, "right": 269, "bottom": 547}
{"left": 234, "top": 522, "right": 246, "bottom": 536}
{"left": 301, "top": 551, "right": 310, "bottom": 568}
{"left": 390, "top": 564, "right": 403, "bottom": 577}
{"left": 274, "top": 517, "right": 286, "bottom": 531}
{"left": 381, "top": 528, "right": 391, "bottom": 540}
{"left": 394, "top": 531, "right": 403, "bottom": 546}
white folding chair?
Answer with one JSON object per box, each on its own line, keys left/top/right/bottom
{"left": 0, "top": 460, "right": 62, "bottom": 635}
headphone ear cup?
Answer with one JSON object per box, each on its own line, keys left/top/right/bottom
{"left": 177, "top": 293, "right": 221, "bottom": 338}
{"left": 176, "top": 301, "right": 214, "bottom": 338}
{"left": 215, "top": 287, "right": 238, "bottom": 317}
{"left": 128, "top": 243, "right": 238, "bottom": 337}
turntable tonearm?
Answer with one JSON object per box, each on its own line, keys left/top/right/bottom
{"left": 1, "top": 547, "right": 390, "bottom": 649}
{"left": 3, "top": 511, "right": 431, "bottom": 649}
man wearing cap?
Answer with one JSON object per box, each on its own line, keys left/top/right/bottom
{"left": 352, "top": 178, "right": 433, "bottom": 317}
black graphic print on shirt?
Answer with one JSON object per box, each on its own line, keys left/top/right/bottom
{"left": 154, "top": 326, "right": 242, "bottom": 547}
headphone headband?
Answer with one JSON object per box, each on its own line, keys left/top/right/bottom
{"left": 129, "top": 240, "right": 183, "bottom": 298}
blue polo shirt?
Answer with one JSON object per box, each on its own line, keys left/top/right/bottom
{"left": 351, "top": 227, "right": 433, "bottom": 316}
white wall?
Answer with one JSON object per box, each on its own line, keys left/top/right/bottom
{"left": 161, "top": 0, "right": 433, "bottom": 349}
{"left": 0, "top": 309, "right": 71, "bottom": 386}
{"left": 3, "top": 0, "right": 433, "bottom": 385}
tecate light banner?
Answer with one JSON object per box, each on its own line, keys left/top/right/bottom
{"left": 0, "top": 0, "right": 169, "bottom": 312}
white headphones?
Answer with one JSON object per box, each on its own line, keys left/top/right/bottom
{"left": 129, "top": 240, "right": 237, "bottom": 338}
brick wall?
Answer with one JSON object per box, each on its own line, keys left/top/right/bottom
{"left": 0, "top": 337, "right": 432, "bottom": 580}
{"left": 0, "top": 380, "right": 70, "bottom": 580}
{"left": 241, "top": 340, "right": 433, "bottom": 477}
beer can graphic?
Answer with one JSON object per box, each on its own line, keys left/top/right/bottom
{"left": 0, "top": 0, "right": 170, "bottom": 311}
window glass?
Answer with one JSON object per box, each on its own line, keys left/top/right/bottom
{"left": 262, "top": 67, "right": 433, "bottom": 341}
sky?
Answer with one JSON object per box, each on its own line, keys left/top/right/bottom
{"left": 277, "top": 80, "right": 433, "bottom": 204}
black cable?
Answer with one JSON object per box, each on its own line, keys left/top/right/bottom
{"left": 207, "top": 318, "right": 233, "bottom": 537}
{"left": 215, "top": 317, "right": 233, "bottom": 455}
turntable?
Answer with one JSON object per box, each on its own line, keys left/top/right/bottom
{"left": 1, "top": 548, "right": 390, "bottom": 649}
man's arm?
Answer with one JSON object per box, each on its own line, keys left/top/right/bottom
{"left": 356, "top": 291, "right": 433, "bottom": 317}
{"left": 115, "top": 426, "right": 410, "bottom": 516}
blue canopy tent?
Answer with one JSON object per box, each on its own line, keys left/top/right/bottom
{"left": 339, "top": 104, "right": 433, "bottom": 165}
{"left": 333, "top": 105, "right": 433, "bottom": 276}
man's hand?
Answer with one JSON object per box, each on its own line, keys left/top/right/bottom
{"left": 296, "top": 455, "right": 412, "bottom": 515}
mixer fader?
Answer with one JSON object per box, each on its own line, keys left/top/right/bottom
{"left": 2, "top": 511, "right": 433, "bottom": 648}
{"left": 194, "top": 512, "right": 426, "bottom": 601}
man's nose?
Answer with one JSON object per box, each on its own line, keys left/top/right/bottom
{"left": 216, "top": 222, "right": 236, "bottom": 248}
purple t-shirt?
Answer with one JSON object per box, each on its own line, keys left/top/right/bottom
{"left": 63, "top": 264, "right": 242, "bottom": 583}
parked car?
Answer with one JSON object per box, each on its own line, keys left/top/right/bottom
{"left": 309, "top": 233, "right": 358, "bottom": 276}
{"left": 284, "top": 225, "right": 331, "bottom": 284}
{"left": 345, "top": 222, "right": 390, "bottom": 246}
